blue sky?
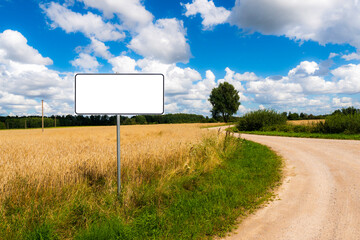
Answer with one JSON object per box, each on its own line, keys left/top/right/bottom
{"left": 0, "top": 0, "right": 360, "bottom": 116}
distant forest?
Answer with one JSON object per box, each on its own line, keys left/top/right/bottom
{"left": 0, "top": 111, "right": 331, "bottom": 130}
{"left": 0, "top": 114, "right": 218, "bottom": 129}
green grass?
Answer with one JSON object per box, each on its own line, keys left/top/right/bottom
{"left": 200, "top": 123, "right": 233, "bottom": 129}
{"left": 230, "top": 128, "right": 360, "bottom": 140}
{"left": 0, "top": 138, "right": 282, "bottom": 240}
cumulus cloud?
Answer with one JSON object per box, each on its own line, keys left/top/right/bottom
{"left": 70, "top": 53, "right": 99, "bottom": 72}
{"left": 80, "top": 0, "right": 153, "bottom": 29}
{"left": 331, "top": 63, "right": 360, "bottom": 93}
{"left": 342, "top": 52, "right": 360, "bottom": 61}
{"left": 0, "top": 30, "right": 52, "bottom": 65}
{"left": 218, "top": 67, "right": 246, "bottom": 92}
{"left": 329, "top": 52, "right": 339, "bottom": 59}
{"left": 135, "top": 58, "right": 219, "bottom": 114}
{"left": 244, "top": 59, "right": 360, "bottom": 112}
{"left": 228, "top": 0, "right": 360, "bottom": 49}
{"left": 164, "top": 102, "right": 179, "bottom": 113}
{"left": 87, "top": 37, "right": 113, "bottom": 59}
{"left": 129, "top": 18, "right": 191, "bottom": 64}
{"left": 332, "top": 97, "right": 353, "bottom": 108}
{"left": 138, "top": 58, "right": 201, "bottom": 95}
{"left": 41, "top": 1, "right": 192, "bottom": 65}
{"left": 183, "top": 0, "right": 230, "bottom": 29}
{"left": 109, "top": 55, "right": 137, "bottom": 72}
{"left": 75, "top": 37, "right": 113, "bottom": 60}
{"left": 0, "top": 30, "right": 74, "bottom": 115}
{"left": 234, "top": 71, "right": 259, "bottom": 81}
{"left": 41, "top": 2, "right": 125, "bottom": 41}
{"left": 288, "top": 61, "right": 319, "bottom": 76}
{"left": 238, "top": 105, "right": 248, "bottom": 114}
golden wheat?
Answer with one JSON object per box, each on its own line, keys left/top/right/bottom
{"left": 0, "top": 123, "right": 222, "bottom": 201}
{"left": 287, "top": 119, "right": 325, "bottom": 125}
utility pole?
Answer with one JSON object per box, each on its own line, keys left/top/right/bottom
{"left": 42, "top": 100, "right": 44, "bottom": 132}
{"left": 55, "top": 115, "right": 56, "bottom": 127}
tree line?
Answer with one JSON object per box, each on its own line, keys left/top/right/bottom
{"left": 0, "top": 113, "right": 221, "bottom": 129}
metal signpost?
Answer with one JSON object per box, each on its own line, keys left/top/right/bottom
{"left": 116, "top": 115, "right": 121, "bottom": 194}
{"left": 75, "top": 73, "right": 164, "bottom": 196}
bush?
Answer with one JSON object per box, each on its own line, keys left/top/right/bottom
{"left": 322, "top": 113, "right": 360, "bottom": 134}
{"left": 237, "top": 109, "right": 287, "bottom": 131}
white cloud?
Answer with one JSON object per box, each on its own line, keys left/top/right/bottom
{"left": 259, "top": 104, "right": 265, "bottom": 110}
{"left": 109, "top": 55, "right": 137, "bottom": 72}
{"left": 136, "top": 58, "right": 220, "bottom": 114}
{"left": 0, "top": 30, "right": 52, "bottom": 65}
{"left": 342, "top": 52, "right": 360, "bottom": 61}
{"left": 288, "top": 61, "right": 319, "bottom": 76}
{"left": 247, "top": 78, "right": 302, "bottom": 95}
{"left": 332, "top": 97, "right": 353, "bottom": 108}
{"left": 164, "top": 102, "right": 179, "bottom": 113}
{"left": 75, "top": 37, "right": 112, "bottom": 60}
{"left": 87, "top": 37, "right": 112, "bottom": 59}
{"left": 137, "top": 58, "right": 201, "bottom": 95}
{"left": 234, "top": 71, "right": 259, "bottom": 81}
{"left": 129, "top": 18, "right": 191, "bottom": 64}
{"left": 329, "top": 52, "right": 339, "bottom": 59}
{"left": 70, "top": 53, "right": 99, "bottom": 72}
{"left": 41, "top": 2, "right": 125, "bottom": 41}
{"left": 229, "top": 0, "right": 360, "bottom": 49}
{"left": 183, "top": 0, "right": 230, "bottom": 29}
{"left": 0, "top": 91, "right": 38, "bottom": 106}
{"left": 238, "top": 105, "right": 248, "bottom": 114}
{"left": 80, "top": 0, "right": 153, "bottom": 29}
{"left": 0, "top": 31, "right": 74, "bottom": 115}
{"left": 242, "top": 59, "right": 360, "bottom": 112}
{"left": 41, "top": 2, "right": 192, "bottom": 65}
{"left": 331, "top": 63, "right": 360, "bottom": 93}
{"left": 218, "top": 67, "right": 246, "bottom": 92}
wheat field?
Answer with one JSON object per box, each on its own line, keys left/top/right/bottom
{"left": 0, "top": 123, "right": 223, "bottom": 202}
{"left": 287, "top": 119, "right": 325, "bottom": 125}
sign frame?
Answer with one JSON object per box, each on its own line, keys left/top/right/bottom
{"left": 75, "top": 73, "right": 165, "bottom": 115}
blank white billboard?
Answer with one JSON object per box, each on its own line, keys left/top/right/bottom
{"left": 75, "top": 74, "right": 164, "bottom": 115}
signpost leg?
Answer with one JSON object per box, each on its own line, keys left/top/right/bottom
{"left": 117, "top": 115, "right": 121, "bottom": 196}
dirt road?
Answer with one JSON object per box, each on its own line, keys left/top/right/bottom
{"left": 223, "top": 133, "right": 360, "bottom": 240}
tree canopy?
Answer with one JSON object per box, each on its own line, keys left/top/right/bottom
{"left": 208, "top": 82, "right": 240, "bottom": 122}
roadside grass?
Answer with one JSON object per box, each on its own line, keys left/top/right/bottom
{"left": 228, "top": 127, "right": 360, "bottom": 140}
{"left": 0, "top": 134, "right": 282, "bottom": 239}
{"left": 200, "top": 123, "right": 231, "bottom": 129}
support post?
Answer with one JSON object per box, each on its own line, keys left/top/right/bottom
{"left": 55, "top": 115, "right": 56, "bottom": 127}
{"left": 117, "top": 115, "right": 121, "bottom": 196}
{"left": 42, "top": 100, "right": 44, "bottom": 132}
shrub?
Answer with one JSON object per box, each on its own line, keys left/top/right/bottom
{"left": 323, "top": 113, "right": 360, "bottom": 134}
{"left": 237, "top": 109, "right": 287, "bottom": 131}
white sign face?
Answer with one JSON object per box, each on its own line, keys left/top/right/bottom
{"left": 75, "top": 74, "right": 164, "bottom": 115}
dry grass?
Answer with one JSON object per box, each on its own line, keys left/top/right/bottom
{"left": 0, "top": 123, "right": 222, "bottom": 203}
{"left": 287, "top": 119, "right": 325, "bottom": 125}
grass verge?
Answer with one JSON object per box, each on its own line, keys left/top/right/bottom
{"left": 229, "top": 127, "right": 360, "bottom": 140}
{"left": 0, "top": 136, "right": 282, "bottom": 240}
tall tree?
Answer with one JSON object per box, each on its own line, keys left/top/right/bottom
{"left": 209, "top": 82, "right": 240, "bottom": 122}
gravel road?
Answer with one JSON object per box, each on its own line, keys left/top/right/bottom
{"left": 223, "top": 133, "right": 360, "bottom": 240}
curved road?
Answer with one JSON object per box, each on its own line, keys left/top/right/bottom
{"left": 222, "top": 133, "right": 360, "bottom": 240}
